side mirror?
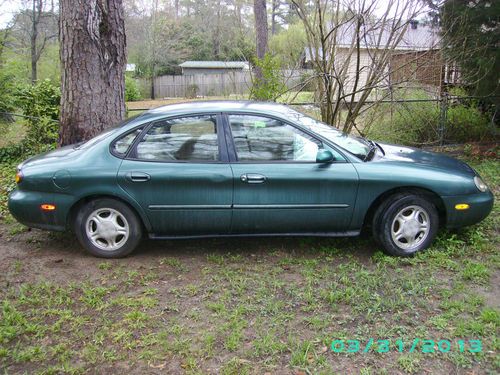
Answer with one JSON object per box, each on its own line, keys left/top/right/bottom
{"left": 316, "top": 149, "right": 335, "bottom": 163}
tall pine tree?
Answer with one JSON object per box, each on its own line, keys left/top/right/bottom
{"left": 59, "top": 0, "right": 127, "bottom": 146}
{"left": 442, "top": 0, "right": 499, "bottom": 105}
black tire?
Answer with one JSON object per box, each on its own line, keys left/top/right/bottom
{"left": 74, "top": 198, "right": 142, "bottom": 258}
{"left": 372, "top": 193, "right": 439, "bottom": 257}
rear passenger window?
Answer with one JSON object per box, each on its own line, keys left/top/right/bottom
{"left": 135, "top": 115, "right": 219, "bottom": 161}
{"left": 112, "top": 128, "right": 143, "bottom": 157}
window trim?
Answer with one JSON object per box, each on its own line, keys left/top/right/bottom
{"left": 125, "top": 113, "right": 227, "bottom": 164}
{"left": 109, "top": 124, "right": 148, "bottom": 159}
{"left": 222, "top": 112, "right": 349, "bottom": 164}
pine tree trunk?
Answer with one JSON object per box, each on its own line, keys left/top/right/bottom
{"left": 253, "top": 0, "right": 268, "bottom": 81}
{"left": 59, "top": 0, "right": 126, "bottom": 146}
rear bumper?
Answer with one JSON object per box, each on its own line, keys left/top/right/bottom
{"left": 442, "top": 191, "right": 494, "bottom": 229}
{"left": 8, "top": 189, "right": 73, "bottom": 231}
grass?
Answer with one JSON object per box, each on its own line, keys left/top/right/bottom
{"left": 0, "top": 117, "right": 498, "bottom": 372}
{"left": 0, "top": 120, "right": 26, "bottom": 148}
{"left": 1, "top": 194, "right": 497, "bottom": 373}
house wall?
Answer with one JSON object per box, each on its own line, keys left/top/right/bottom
{"left": 389, "top": 50, "right": 443, "bottom": 87}
{"left": 306, "top": 47, "right": 446, "bottom": 101}
{"left": 333, "top": 48, "right": 388, "bottom": 101}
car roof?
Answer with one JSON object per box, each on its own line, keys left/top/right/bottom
{"left": 146, "top": 100, "right": 295, "bottom": 117}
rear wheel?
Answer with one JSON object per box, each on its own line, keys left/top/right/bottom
{"left": 373, "top": 194, "right": 438, "bottom": 256}
{"left": 75, "top": 198, "right": 142, "bottom": 258}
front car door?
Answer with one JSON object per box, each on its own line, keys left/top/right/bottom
{"left": 117, "top": 114, "right": 233, "bottom": 236}
{"left": 225, "top": 113, "right": 359, "bottom": 235}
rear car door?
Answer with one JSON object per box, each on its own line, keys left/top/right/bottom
{"left": 225, "top": 113, "right": 359, "bottom": 234}
{"left": 117, "top": 114, "right": 233, "bottom": 236}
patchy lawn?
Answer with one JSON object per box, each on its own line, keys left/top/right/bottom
{"left": 0, "top": 154, "right": 498, "bottom": 374}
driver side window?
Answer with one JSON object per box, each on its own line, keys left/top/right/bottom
{"left": 228, "top": 114, "right": 321, "bottom": 162}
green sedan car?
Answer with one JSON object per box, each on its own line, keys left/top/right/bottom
{"left": 9, "top": 101, "right": 493, "bottom": 258}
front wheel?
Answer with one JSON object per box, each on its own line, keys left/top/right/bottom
{"left": 373, "top": 194, "right": 439, "bottom": 256}
{"left": 74, "top": 198, "right": 142, "bottom": 258}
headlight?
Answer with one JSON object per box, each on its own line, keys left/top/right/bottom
{"left": 15, "top": 171, "right": 23, "bottom": 184}
{"left": 474, "top": 176, "right": 488, "bottom": 192}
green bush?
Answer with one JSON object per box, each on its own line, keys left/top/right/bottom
{"left": 185, "top": 84, "right": 199, "bottom": 99}
{"left": 446, "top": 103, "right": 490, "bottom": 143}
{"left": 16, "top": 79, "right": 60, "bottom": 150}
{"left": 125, "top": 76, "right": 141, "bottom": 101}
{"left": 0, "top": 72, "right": 16, "bottom": 122}
{"left": 365, "top": 93, "right": 491, "bottom": 145}
{"left": 250, "top": 54, "right": 286, "bottom": 101}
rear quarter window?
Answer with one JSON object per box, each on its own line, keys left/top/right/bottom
{"left": 111, "top": 128, "right": 143, "bottom": 157}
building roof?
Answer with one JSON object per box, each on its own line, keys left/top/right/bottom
{"left": 305, "top": 21, "right": 441, "bottom": 61}
{"left": 179, "top": 61, "right": 250, "bottom": 69}
{"left": 338, "top": 22, "right": 440, "bottom": 50}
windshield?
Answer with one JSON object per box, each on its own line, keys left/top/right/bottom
{"left": 284, "top": 109, "right": 371, "bottom": 159}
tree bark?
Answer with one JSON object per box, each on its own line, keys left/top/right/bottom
{"left": 59, "top": 0, "right": 127, "bottom": 146}
{"left": 253, "top": 0, "right": 268, "bottom": 80}
{"left": 31, "top": 0, "right": 42, "bottom": 84}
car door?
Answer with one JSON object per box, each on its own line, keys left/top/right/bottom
{"left": 117, "top": 113, "right": 233, "bottom": 236}
{"left": 225, "top": 113, "right": 359, "bottom": 234}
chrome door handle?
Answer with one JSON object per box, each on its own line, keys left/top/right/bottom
{"left": 240, "top": 173, "right": 267, "bottom": 184}
{"left": 127, "top": 172, "right": 150, "bottom": 182}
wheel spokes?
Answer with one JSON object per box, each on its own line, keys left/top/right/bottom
{"left": 390, "top": 205, "right": 431, "bottom": 251}
{"left": 85, "top": 208, "right": 130, "bottom": 251}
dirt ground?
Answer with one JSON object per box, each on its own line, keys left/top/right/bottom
{"left": 0, "top": 152, "right": 498, "bottom": 374}
{"left": 1, "top": 218, "right": 498, "bottom": 374}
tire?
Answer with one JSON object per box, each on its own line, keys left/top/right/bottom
{"left": 372, "top": 193, "right": 438, "bottom": 257}
{"left": 74, "top": 198, "right": 142, "bottom": 258}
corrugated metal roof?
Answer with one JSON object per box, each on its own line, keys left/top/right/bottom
{"left": 179, "top": 61, "right": 250, "bottom": 69}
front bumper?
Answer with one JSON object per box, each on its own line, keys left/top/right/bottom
{"left": 442, "top": 191, "right": 494, "bottom": 229}
{"left": 8, "top": 189, "right": 73, "bottom": 231}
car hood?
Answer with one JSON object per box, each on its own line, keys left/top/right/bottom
{"left": 376, "top": 143, "right": 475, "bottom": 176}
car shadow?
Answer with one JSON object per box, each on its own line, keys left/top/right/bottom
{"left": 133, "top": 235, "right": 377, "bottom": 263}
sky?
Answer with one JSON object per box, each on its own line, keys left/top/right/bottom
{"left": 0, "top": 0, "right": 429, "bottom": 28}
{"left": 0, "top": 0, "right": 23, "bottom": 28}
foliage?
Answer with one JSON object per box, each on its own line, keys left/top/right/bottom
{"left": 268, "top": 22, "right": 307, "bottom": 68}
{"left": 446, "top": 101, "right": 491, "bottom": 143}
{"left": 129, "top": 13, "right": 254, "bottom": 79}
{"left": 185, "top": 84, "right": 199, "bottom": 99}
{"left": 0, "top": 72, "right": 16, "bottom": 122}
{"left": 250, "top": 54, "right": 286, "bottom": 101}
{"left": 441, "top": 0, "right": 500, "bottom": 105}
{"left": 16, "top": 79, "right": 60, "bottom": 149}
{"left": 125, "top": 76, "right": 141, "bottom": 101}
{"left": 366, "top": 90, "right": 491, "bottom": 145}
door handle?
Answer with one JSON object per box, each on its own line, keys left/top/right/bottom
{"left": 240, "top": 173, "right": 267, "bottom": 184}
{"left": 127, "top": 172, "right": 151, "bottom": 182}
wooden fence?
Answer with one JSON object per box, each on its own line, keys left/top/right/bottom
{"left": 138, "top": 70, "right": 314, "bottom": 99}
